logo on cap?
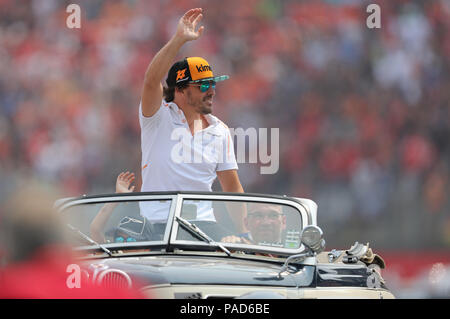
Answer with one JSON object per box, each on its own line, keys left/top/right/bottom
{"left": 176, "top": 68, "right": 187, "bottom": 81}
{"left": 196, "top": 64, "right": 212, "bottom": 73}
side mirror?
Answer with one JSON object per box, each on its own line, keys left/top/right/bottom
{"left": 278, "top": 226, "right": 326, "bottom": 278}
{"left": 300, "top": 225, "right": 325, "bottom": 254}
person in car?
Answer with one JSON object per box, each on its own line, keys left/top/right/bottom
{"left": 221, "top": 203, "right": 286, "bottom": 245}
{"left": 90, "top": 171, "right": 136, "bottom": 243}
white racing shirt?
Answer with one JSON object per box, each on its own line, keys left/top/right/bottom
{"left": 139, "top": 100, "right": 238, "bottom": 222}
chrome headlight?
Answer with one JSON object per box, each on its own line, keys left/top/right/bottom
{"left": 300, "top": 225, "right": 325, "bottom": 253}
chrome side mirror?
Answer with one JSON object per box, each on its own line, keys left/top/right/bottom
{"left": 300, "top": 225, "right": 325, "bottom": 254}
{"left": 278, "top": 226, "right": 325, "bottom": 278}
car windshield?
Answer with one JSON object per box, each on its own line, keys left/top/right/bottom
{"left": 59, "top": 194, "right": 305, "bottom": 254}
{"left": 176, "top": 199, "right": 302, "bottom": 249}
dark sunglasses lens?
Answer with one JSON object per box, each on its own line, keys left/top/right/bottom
{"left": 115, "top": 236, "right": 137, "bottom": 242}
{"left": 200, "top": 82, "right": 215, "bottom": 92}
{"left": 115, "top": 236, "right": 125, "bottom": 242}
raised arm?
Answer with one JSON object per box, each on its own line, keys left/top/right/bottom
{"left": 141, "top": 8, "right": 204, "bottom": 117}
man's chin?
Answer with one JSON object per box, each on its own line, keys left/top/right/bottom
{"left": 200, "top": 105, "right": 212, "bottom": 114}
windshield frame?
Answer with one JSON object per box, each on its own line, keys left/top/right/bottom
{"left": 57, "top": 192, "right": 313, "bottom": 255}
{"left": 58, "top": 193, "right": 178, "bottom": 250}
{"left": 170, "top": 193, "right": 310, "bottom": 256}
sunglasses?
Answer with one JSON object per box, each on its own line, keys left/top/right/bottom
{"left": 118, "top": 216, "right": 145, "bottom": 235}
{"left": 188, "top": 81, "right": 216, "bottom": 92}
{"left": 112, "top": 216, "right": 146, "bottom": 242}
{"left": 115, "top": 236, "right": 137, "bottom": 243}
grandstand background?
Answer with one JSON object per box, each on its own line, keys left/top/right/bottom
{"left": 0, "top": 0, "right": 449, "bottom": 297}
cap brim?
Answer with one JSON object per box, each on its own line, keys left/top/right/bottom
{"left": 105, "top": 227, "right": 148, "bottom": 241}
{"left": 191, "top": 75, "right": 229, "bottom": 83}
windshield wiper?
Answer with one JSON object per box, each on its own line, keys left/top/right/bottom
{"left": 67, "top": 223, "right": 112, "bottom": 257}
{"left": 175, "top": 216, "right": 231, "bottom": 256}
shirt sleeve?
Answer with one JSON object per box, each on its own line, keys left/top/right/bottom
{"left": 138, "top": 100, "right": 168, "bottom": 131}
{"left": 217, "top": 127, "right": 238, "bottom": 172}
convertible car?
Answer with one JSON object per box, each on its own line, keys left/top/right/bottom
{"left": 56, "top": 192, "right": 395, "bottom": 299}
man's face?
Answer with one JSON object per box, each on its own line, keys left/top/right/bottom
{"left": 185, "top": 81, "right": 215, "bottom": 114}
{"left": 246, "top": 204, "right": 286, "bottom": 244}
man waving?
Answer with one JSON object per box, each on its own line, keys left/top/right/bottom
{"left": 139, "top": 8, "right": 246, "bottom": 233}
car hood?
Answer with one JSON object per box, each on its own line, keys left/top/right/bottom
{"left": 84, "top": 254, "right": 315, "bottom": 288}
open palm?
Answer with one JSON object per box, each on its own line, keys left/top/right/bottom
{"left": 176, "top": 8, "right": 204, "bottom": 42}
{"left": 116, "top": 171, "right": 135, "bottom": 193}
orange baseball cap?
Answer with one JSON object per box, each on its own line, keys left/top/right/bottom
{"left": 166, "top": 57, "right": 229, "bottom": 87}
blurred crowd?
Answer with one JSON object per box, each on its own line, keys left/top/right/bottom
{"left": 0, "top": 0, "right": 449, "bottom": 250}
{"left": 0, "top": 178, "right": 145, "bottom": 298}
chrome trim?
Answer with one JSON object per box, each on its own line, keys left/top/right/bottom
{"left": 57, "top": 194, "right": 178, "bottom": 211}
{"left": 96, "top": 269, "right": 132, "bottom": 288}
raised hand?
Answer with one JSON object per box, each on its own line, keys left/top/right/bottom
{"left": 175, "top": 8, "right": 204, "bottom": 42}
{"left": 115, "top": 171, "right": 136, "bottom": 193}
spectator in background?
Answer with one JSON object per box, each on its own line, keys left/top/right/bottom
{"left": 0, "top": 178, "right": 145, "bottom": 298}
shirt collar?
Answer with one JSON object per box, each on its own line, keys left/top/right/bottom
{"left": 168, "top": 102, "right": 223, "bottom": 136}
